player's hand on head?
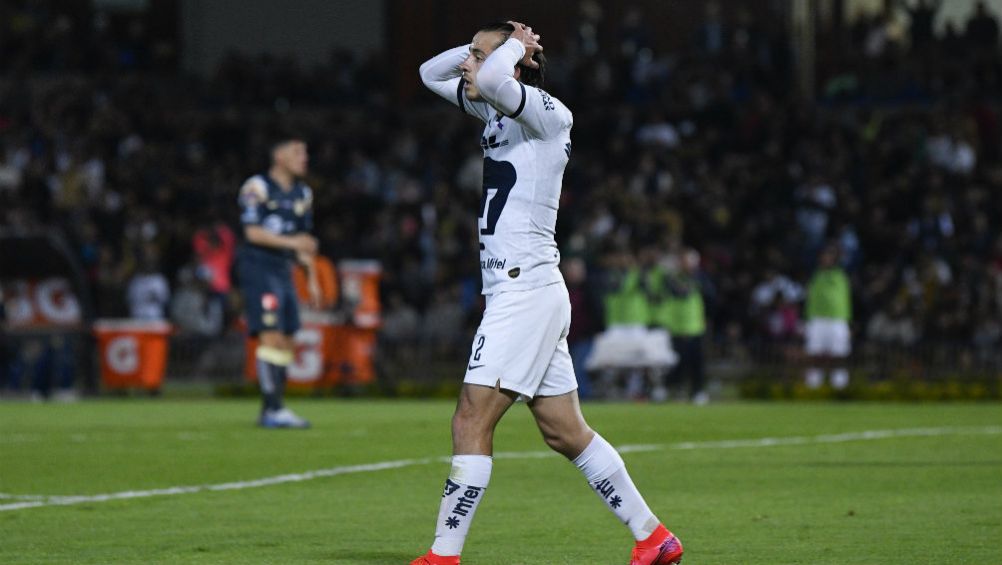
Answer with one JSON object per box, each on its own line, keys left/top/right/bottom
{"left": 507, "top": 21, "right": 543, "bottom": 69}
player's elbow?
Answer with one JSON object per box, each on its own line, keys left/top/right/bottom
{"left": 474, "top": 67, "right": 505, "bottom": 99}
{"left": 418, "top": 60, "right": 438, "bottom": 88}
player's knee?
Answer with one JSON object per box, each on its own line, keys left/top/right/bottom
{"left": 541, "top": 431, "right": 570, "bottom": 454}
{"left": 451, "top": 404, "right": 491, "bottom": 439}
{"left": 540, "top": 425, "right": 592, "bottom": 457}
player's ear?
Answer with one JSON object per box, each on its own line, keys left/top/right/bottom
{"left": 513, "top": 65, "right": 522, "bottom": 81}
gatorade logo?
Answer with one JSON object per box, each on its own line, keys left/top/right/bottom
{"left": 288, "top": 327, "right": 322, "bottom": 382}
{"left": 106, "top": 336, "right": 139, "bottom": 375}
{"left": 35, "top": 278, "right": 82, "bottom": 324}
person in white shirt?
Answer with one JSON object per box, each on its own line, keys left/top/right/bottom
{"left": 126, "top": 253, "right": 170, "bottom": 321}
{"left": 410, "top": 21, "right": 682, "bottom": 565}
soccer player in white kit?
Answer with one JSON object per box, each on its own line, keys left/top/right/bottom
{"left": 411, "top": 21, "right": 683, "bottom": 565}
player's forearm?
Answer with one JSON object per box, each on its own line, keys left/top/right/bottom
{"left": 476, "top": 38, "right": 526, "bottom": 115}
{"left": 244, "top": 226, "right": 299, "bottom": 251}
{"left": 419, "top": 45, "right": 468, "bottom": 97}
{"left": 296, "top": 249, "right": 316, "bottom": 268}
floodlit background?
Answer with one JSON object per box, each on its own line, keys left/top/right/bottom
{"left": 2, "top": 0, "right": 1002, "bottom": 400}
{"left": 1, "top": 3, "right": 1001, "bottom": 565}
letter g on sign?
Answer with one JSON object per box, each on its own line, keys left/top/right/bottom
{"left": 107, "top": 336, "right": 140, "bottom": 375}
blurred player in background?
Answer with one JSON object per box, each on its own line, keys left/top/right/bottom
{"left": 237, "top": 135, "right": 320, "bottom": 428}
{"left": 412, "top": 21, "right": 682, "bottom": 565}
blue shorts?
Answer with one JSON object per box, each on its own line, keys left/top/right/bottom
{"left": 238, "top": 252, "right": 299, "bottom": 336}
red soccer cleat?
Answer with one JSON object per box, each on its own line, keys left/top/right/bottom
{"left": 630, "top": 524, "right": 683, "bottom": 565}
{"left": 410, "top": 550, "right": 461, "bottom": 565}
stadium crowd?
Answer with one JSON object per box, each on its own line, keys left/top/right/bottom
{"left": 2, "top": 0, "right": 1002, "bottom": 381}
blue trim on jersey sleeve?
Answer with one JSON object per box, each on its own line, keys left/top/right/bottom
{"left": 457, "top": 79, "right": 468, "bottom": 114}
{"left": 508, "top": 83, "right": 527, "bottom": 119}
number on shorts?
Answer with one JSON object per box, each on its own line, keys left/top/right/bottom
{"left": 473, "top": 335, "right": 486, "bottom": 361}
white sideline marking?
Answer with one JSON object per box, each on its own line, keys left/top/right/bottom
{"left": 1, "top": 426, "right": 999, "bottom": 513}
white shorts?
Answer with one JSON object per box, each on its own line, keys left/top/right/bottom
{"left": 805, "top": 318, "right": 851, "bottom": 357}
{"left": 463, "top": 282, "right": 577, "bottom": 399}
{"left": 585, "top": 325, "right": 678, "bottom": 370}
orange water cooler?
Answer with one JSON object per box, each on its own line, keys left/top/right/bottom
{"left": 93, "top": 319, "right": 172, "bottom": 391}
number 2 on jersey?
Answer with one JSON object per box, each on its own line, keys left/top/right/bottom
{"left": 479, "top": 158, "right": 516, "bottom": 236}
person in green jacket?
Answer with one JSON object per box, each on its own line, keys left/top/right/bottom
{"left": 588, "top": 247, "right": 676, "bottom": 399}
{"left": 655, "top": 249, "right": 709, "bottom": 404}
{"left": 804, "top": 246, "right": 852, "bottom": 389}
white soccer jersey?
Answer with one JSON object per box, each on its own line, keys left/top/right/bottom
{"left": 420, "top": 38, "right": 573, "bottom": 294}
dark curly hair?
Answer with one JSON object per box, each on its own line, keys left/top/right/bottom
{"left": 478, "top": 21, "right": 546, "bottom": 88}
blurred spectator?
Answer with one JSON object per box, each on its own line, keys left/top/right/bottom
{"left": 94, "top": 247, "right": 130, "bottom": 317}
{"left": 660, "top": 249, "right": 710, "bottom": 405}
{"left": 900, "top": 0, "right": 941, "bottom": 54}
{"left": 866, "top": 297, "right": 919, "bottom": 348}
{"left": 926, "top": 125, "right": 977, "bottom": 175}
{"left": 804, "top": 246, "right": 852, "bottom": 389}
{"left": 170, "top": 266, "right": 223, "bottom": 336}
{"left": 966, "top": 1, "right": 1000, "bottom": 52}
{"left": 763, "top": 294, "right": 802, "bottom": 344}
{"left": 697, "top": 1, "right": 727, "bottom": 56}
{"left": 571, "top": 0, "right": 603, "bottom": 57}
{"left": 126, "top": 247, "right": 170, "bottom": 320}
{"left": 863, "top": 14, "right": 898, "bottom": 59}
{"left": 601, "top": 250, "right": 650, "bottom": 329}
{"left": 942, "top": 20, "right": 966, "bottom": 54}
{"left": 29, "top": 336, "right": 77, "bottom": 402}
{"left": 192, "top": 221, "right": 236, "bottom": 297}
{"left": 0, "top": 285, "right": 8, "bottom": 392}
{"left": 380, "top": 292, "right": 421, "bottom": 351}
{"left": 421, "top": 285, "right": 465, "bottom": 357}
{"left": 752, "top": 270, "right": 803, "bottom": 315}
{"left": 588, "top": 248, "right": 676, "bottom": 399}
{"left": 2, "top": 0, "right": 1002, "bottom": 386}
{"left": 972, "top": 312, "right": 1002, "bottom": 366}
{"left": 563, "top": 257, "right": 599, "bottom": 399}
{"left": 795, "top": 175, "right": 837, "bottom": 254}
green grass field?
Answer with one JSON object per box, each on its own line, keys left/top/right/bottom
{"left": 1, "top": 400, "right": 1000, "bottom": 565}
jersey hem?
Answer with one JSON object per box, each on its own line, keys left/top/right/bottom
{"left": 480, "top": 275, "right": 563, "bottom": 296}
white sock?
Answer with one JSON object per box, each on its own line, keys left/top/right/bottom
{"left": 805, "top": 368, "right": 824, "bottom": 389}
{"left": 831, "top": 368, "right": 849, "bottom": 390}
{"left": 573, "top": 434, "right": 659, "bottom": 541}
{"left": 430, "top": 455, "right": 492, "bottom": 556}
